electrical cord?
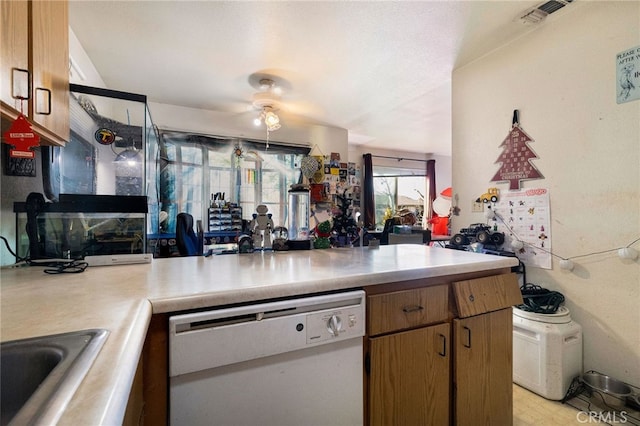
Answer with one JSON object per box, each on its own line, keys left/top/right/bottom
{"left": 518, "top": 282, "right": 565, "bottom": 314}
{"left": 41, "top": 260, "right": 88, "bottom": 274}
{"left": 2, "top": 235, "right": 89, "bottom": 273}
{"left": 490, "top": 206, "right": 640, "bottom": 263}
{"left": 0, "top": 235, "right": 29, "bottom": 263}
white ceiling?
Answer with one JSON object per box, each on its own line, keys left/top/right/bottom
{"left": 68, "top": 0, "right": 544, "bottom": 156}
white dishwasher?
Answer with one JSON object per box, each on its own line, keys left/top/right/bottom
{"left": 169, "top": 290, "right": 365, "bottom": 426}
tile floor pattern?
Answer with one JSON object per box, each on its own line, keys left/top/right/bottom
{"left": 513, "top": 384, "right": 584, "bottom": 425}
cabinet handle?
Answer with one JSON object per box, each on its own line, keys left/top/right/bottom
{"left": 463, "top": 326, "right": 471, "bottom": 348}
{"left": 35, "top": 87, "right": 52, "bottom": 115}
{"left": 402, "top": 305, "right": 424, "bottom": 313}
{"left": 438, "top": 333, "right": 446, "bottom": 357}
{"left": 11, "top": 68, "right": 30, "bottom": 100}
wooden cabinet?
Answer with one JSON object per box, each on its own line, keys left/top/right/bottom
{"left": 0, "top": 0, "right": 28, "bottom": 109}
{"left": 365, "top": 284, "right": 450, "bottom": 425}
{"left": 1, "top": 0, "right": 69, "bottom": 145}
{"left": 369, "top": 323, "right": 450, "bottom": 426}
{"left": 452, "top": 273, "right": 522, "bottom": 426}
{"left": 367, "top": 285, "right": 449, "bottom": 336}
{"left": 365, "top": 272, "right": 522, "bottom": 426}
{"left": 453, "top": 309, "right": 513, "bottom": 426}
{"left": 123, "top": 356, "right": 144, "bottom": 426}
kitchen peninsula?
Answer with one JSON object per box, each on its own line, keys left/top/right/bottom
{"left": 1, "top": 245, "right": 521, "bottom": 425}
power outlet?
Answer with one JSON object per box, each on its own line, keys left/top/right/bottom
{"left": 472, "top": 201, "right": 484, "bottom": 213}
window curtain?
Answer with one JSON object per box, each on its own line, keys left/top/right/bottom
{"left": 363, "top": 153, "right": 375, "bottom": 229}
{"left": 426, "top": 159, "right": 436, "bottom": 222}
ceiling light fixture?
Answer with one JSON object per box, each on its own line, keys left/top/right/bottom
{"left": 251, "top": 78, "right": 283, "bottom": 150}
{"left": 262, "top": 107, "right": 281, "bottom": 132}
{"left": 254, "top": 105, "right": 281, "bottom": 151}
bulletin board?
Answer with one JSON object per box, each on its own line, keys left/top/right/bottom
{"left": 319, "top": 153, "right": 360, "bottom": 204}
{"left": 309, "top": 152, "right": 361, "bottom": 227}
{"left": 493, "top": 188, "right": 552, "bottom": 269}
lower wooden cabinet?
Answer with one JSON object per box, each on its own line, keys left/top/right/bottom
{"left": 453, "top": 308, "right": 514, "bottom": 426}
{"left": 123, "top": 357, "right": 144, "bottom": 426}
{"left": 365, "top": 272, "right": 521, "bottom": 426}
{"left": 368, "top": 323, "right": 450, "bottom": 426}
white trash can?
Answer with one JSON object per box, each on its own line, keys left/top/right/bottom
{"left": 512, "top": 306, "right": 583, "bottom": 400}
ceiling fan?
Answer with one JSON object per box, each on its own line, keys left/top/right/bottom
{"left": 242, "top": 71, "right": 319, "bottom": 131}
{"left": 251, "top": 77, "right": 283, "bottom": 132}
{"left": 226, "top": 70, "right": 323, "bottom": 144}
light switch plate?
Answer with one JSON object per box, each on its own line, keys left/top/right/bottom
{"left": 472, "top": 201, "right": 484, "bottom": 212}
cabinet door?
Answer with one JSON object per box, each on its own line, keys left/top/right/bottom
{"left": 454, "top": 308, "right": 513, "bottom": 426}
{"left": 30, "top": 0, "right": 69, "bottom": 141}
{"left": 369, "top": 323, "right": 450, "bottom": 426}
{"left": 1, "top": 0, "right": 29, "bottom": 112}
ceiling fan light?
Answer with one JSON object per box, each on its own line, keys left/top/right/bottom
{"left": 254, "top": 117, "right": 262, "bottom": 126}
{"left": 264, "top": 110, "right": 280, "bottom": 130}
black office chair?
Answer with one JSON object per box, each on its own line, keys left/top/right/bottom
{"left": 176, "top": 213, "right": 199, "bottom": 256}
{"left": 380, "top": 217, "right": 400, "bottom": 245}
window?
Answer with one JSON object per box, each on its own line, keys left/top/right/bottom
{"left": 158, "top": 133, "right": 307, "bottom": 234}
{"left": 373, "top": 166, "right": 426, "bottom": 230}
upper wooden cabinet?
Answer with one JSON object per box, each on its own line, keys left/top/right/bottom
{"left": 0, "top": 0, "right": 28, "bottom": 108}
{"left": 1, "top": 0, "right": 69, "bottom": 146}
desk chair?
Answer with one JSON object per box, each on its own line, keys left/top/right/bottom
{"left": 176, "top": 213, "right": 199, "bottom": 256}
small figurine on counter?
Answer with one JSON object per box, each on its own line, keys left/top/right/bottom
{"left": 272, "top": 226, "right": 289, "bottom": 251}
{"left": 249, "top": 204, "right": 274, "bottom": 249}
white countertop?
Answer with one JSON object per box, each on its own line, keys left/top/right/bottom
{"left": 0, "top": 245, "right": 518, "bottom": 425}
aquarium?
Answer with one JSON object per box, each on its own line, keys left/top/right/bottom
{"left": 41, "top": 85, "right": 159, "bottom": 235}
{"left": 14, "top": 194, "right": 147, "bottom": 260}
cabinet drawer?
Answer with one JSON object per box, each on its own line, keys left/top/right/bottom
{"left": 367, "top": 285, "right": 448, "bottom": 336}
{"left": 452, "top": 273, "right": 523, "bottom": 318}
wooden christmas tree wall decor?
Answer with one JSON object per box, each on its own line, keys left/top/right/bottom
{"left": 491, "top": 110, "right": 544, "bottom": 190}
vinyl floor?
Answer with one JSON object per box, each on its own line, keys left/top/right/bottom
{"left": 513, "top": 384, "right": 584, "bottom": 425}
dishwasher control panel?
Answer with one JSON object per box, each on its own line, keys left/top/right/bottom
{"left": 169, "top": 290, "right": 365, "bottom": 377}
{"left": 304, "top": 304, "right": 365, "bottom": 344}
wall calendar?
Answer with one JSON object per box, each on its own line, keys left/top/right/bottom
{"left": 493, "top": 188, "right": 552, "bottom": 269}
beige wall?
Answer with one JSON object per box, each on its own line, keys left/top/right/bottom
{"left": 452, "top": 2, "right": 640, "bottom": 385}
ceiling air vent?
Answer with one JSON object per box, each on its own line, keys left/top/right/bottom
{"left": 520, "top": 0, "right": 575, "bottom": 24}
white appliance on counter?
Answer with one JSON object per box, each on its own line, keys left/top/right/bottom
{"left": 169, "top": 290, "right": 366, "bottom": 426}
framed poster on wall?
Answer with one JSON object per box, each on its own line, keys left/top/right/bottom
{"left": 617, "top": 45, "right": 640, "bottom": 104}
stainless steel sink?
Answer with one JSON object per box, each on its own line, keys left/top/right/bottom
{"left": 1, "top": 329, "right": 109, "bottom": 426}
